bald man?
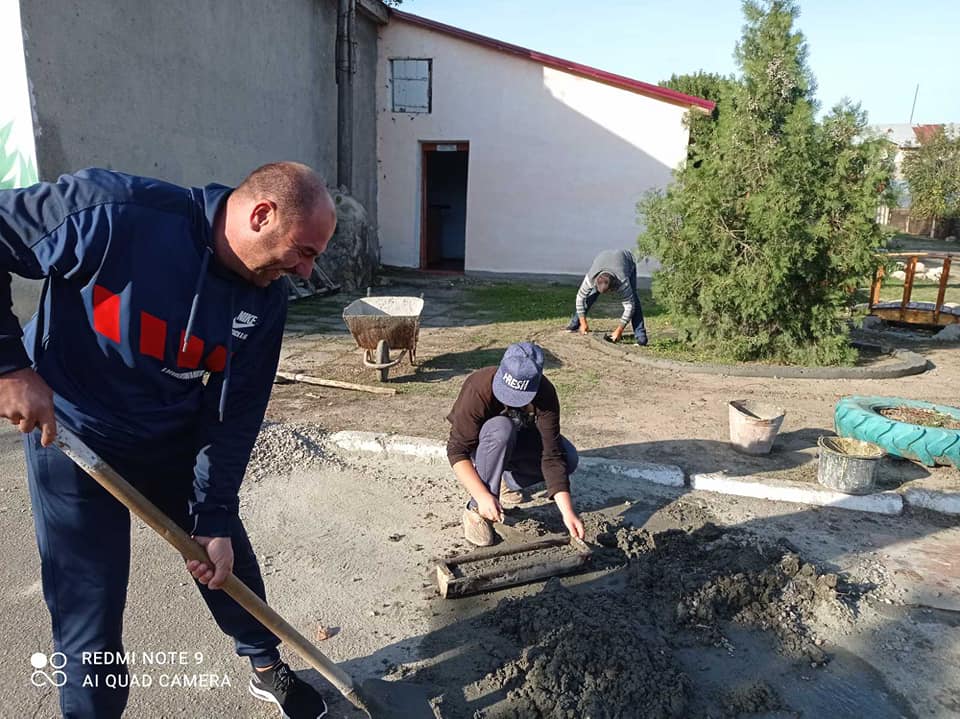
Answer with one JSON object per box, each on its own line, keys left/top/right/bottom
{"left": 0, "top": 163, "right": 335, "bottom": 719}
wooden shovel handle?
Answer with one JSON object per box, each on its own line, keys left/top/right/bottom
{"left": 53, "top": 426, "right": 361, "bottom": 703}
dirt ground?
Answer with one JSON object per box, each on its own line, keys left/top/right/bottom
{"left": 5, "top": 271, "right": 960, "bottom": 717}
{"left": 275, "top": 270, "right": 960, "bottom": 490}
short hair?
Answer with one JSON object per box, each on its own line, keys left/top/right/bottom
{"left": 235, "top": 162, "right": 330, "bottom": 221}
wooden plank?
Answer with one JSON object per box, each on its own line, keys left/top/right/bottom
{"left": 440, "top": 554, "right": 589, "bottom": 598}
{"left": 436, "top": 536, "right": 592, "bottom": 599}
{"left": 869, "top": 265, "right": 885, "bottom": 308}
{"left": 881, "top": 251, "right": 960, "bottom": 260}
{"left": 900, "top": 256, "right": 917, "bottom": 321}
{"left": 445, "top": 535, "right": 573, "bottom": 565}
{"left": 934, "top": 257, "right": 952, "bottom": 324}
{"left": 871, "top": 308, "right": 960, "bottom": 326}
{"left": 274, "top": 371, "right": 397, "bottom": 395}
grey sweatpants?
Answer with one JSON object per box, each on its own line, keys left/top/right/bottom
{"left": 469, "top": 415, "right": 578, "bottom": 505}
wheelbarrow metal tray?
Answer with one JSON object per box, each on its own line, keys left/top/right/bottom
{"left": 342, "top": 296, "right": 425, "bottom": 351}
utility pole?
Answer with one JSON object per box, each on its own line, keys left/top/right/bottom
{"left": 336, "top": 0, "right": 356, "bottom": 191}
{"left": 908, "top": 83, "right": 919, "bottom": 125}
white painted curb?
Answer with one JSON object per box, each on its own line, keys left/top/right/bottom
{"left": 902, "top": 488, "right": 960, "bottom": 515}
{"left": 330, "top": 432, "right": 960, "bottom": 517}
{"left": 690, "top": 472, "right": 904, "bottom": 515}
{"left": 578, "top": 457, "right": 685, "bottom": 488}
{"left": 329, "top": 431, "right": 686, "bottom": 486}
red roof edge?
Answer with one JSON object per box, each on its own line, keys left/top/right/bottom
{"left": 913, "top": 124, "right": 943, "bottom": 144}
{"left": 389, "top": 9, "right": 716, "bottom": 113}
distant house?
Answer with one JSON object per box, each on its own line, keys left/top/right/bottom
{"left": 871, "top": 123, "right": 960, "bottom": 236}
{"left": 376, "top": 10, "right": 714, "bottom": 277}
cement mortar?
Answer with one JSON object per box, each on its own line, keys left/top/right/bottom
{"left": 473, "top": 520, "right": 863, "bottom": 718}
{"left": 455, "top": 544, "right": 575, "bottom": 579}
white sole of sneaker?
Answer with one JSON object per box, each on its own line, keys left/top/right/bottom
{"left": 248, "top": 678, "right": 329, "bottom": 719}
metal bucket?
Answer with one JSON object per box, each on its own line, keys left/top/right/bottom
{"left": 817, "top": 436, "right": 885, "bottom": 495}
{"left": 728, "top": 400, "right": 786, "bottom": 455}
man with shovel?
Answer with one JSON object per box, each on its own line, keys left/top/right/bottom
{"left": 447, "top": 342, "right": 584, "bottom": 546}
{"left": 0, "top": 163, "right": 335, "bottom": 718}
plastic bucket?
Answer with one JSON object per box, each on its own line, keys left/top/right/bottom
{"left": 817, "top": 436, "right": 884, "bottom": 494}
{"left": 728, "top": 400, "right": 786, "bottom": 455}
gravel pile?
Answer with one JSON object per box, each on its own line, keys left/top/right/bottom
{"left": 246, "top": 422, "right": 338, "bottom": 481}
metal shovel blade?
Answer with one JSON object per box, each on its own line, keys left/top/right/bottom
{"left": 353, "top": 678, "right": 440, "bottom": 718}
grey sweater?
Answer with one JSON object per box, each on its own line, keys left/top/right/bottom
{"left": 575, "top": 249, "right": 637, "bottom": 325}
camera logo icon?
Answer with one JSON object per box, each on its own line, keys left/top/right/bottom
{"left": 30, "top": 652, "right": 67, "bottom": 687}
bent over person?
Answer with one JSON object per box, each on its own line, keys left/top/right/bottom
{"left": 565, "top": 248, "right": 648, "bottom": 345}
{"left": 0, "top": 163, "right": 336, "bottom": 719}
{"left": 446, "top": 342, "right": 584, "bottom": 546}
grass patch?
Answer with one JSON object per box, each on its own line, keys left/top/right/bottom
{"left": 463, "top": 283, "right": 667, "bottom": 324}
{"left": 869, "top": 278, "right": 960, "bottom": 305}
{"left": 886, "top": 233, "right": 958, "bottom": 253}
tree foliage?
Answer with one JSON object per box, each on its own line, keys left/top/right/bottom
{"left": 638, "top": 0, "right": 893, "bottom": 366}
{"left": 902, "top": 126, "right": 960, "bottom": 225}
{"left": 660, "top": 72, "right": 738, "bottom": 161}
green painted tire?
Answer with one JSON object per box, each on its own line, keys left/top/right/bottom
{"left": 834, "top": 396, "right": 960, "bottom": 468}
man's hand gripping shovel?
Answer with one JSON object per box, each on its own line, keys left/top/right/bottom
{"left": 54, "top": 425, "right": 436, "bottom": 718}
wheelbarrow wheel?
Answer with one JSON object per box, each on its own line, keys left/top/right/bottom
{"left": 376, "top": 339, "right": 390, "bottom": 382}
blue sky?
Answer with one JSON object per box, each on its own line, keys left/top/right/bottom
{"left": 400, "top": 0, "right": 960, "bottom": 125}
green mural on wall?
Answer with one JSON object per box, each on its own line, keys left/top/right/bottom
{"left": 0, "top": 121, "right": 38, "bottom": 189}
{"left": 2, "top": 0, "right": 39, "bottom": 190}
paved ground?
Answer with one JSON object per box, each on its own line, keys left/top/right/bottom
{"left": 2, "top": 423, "right": 959, "bottom": 717}
{"left": 3, "top": 270, "right": 960, "bottom": 717}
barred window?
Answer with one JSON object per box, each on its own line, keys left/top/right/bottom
{"left": 391, "top": 59, "right": 431, "bottom": 113}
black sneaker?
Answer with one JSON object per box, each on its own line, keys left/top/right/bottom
{"left": 249, "top": 662, "right": 328, "bottom": 719}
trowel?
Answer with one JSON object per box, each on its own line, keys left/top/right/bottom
{"left": 55, "top": 425, "right": 437, "bottom": 719}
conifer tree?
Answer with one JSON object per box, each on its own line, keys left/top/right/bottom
{"left": 639, "top": 0, "right": 893, "bottom": 365}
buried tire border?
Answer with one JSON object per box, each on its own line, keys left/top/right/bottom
{"left": 834, "top": 396, "right": 960, "bottom": 468}
{"left": 587, "top": 334, "right": 929, "bottom": 380}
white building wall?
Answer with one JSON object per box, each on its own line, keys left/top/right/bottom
{"left": 377, "top": 20, "right": 691, "bottom": 276}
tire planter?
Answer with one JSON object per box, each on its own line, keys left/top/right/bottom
{"left": 834, "top": 396, "right": 960, "bottom": 468}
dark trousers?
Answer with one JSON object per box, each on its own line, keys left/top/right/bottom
{"left": 24, "top": 432, "right": 280, "bottom": 719}
{"left": 567, "top": 275, "right": 647, "bottom": 343}
{"left": 469, "top": 415, "right": 578, "bottom": 505}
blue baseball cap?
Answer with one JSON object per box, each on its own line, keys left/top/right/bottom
{"left": 492, "top": 342, "right": 544, "bottom": 407}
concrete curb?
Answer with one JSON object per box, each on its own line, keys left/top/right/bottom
{"left": 902, "top": 487, "right": 960, "bottom": 515}
{"left": 578, "top": 457, "right": 685, "bottom": 488}
{"left": 690, "top": 472, "right": 904, "bottom": 515}
{"left": 329, "top": 431, "right": 960, "bottom": 517}
{"left": 587, "top": 334, "right": 929, "bottom": 380}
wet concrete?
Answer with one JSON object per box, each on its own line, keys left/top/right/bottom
{"left": 430, "top": 518, "right": 916, "bottom": 718}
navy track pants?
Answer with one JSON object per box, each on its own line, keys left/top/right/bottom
{"left": 24, "top": 431, "right": 280, "bottom": 719}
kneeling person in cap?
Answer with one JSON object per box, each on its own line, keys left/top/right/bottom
{"left": 446, "top": 342, "right": 584, "bottom": 546}
{"left": 566, "top": 248, "right": 648, "bottom": 345}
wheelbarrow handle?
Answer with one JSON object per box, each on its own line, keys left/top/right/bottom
{"left": 52, "top": 426, "right": 369, "bottom": 712}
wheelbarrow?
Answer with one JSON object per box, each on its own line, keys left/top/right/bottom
{"left": 342, "top": 295, "right": 425, "bottom": 381}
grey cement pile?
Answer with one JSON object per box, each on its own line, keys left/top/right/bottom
{"left": 246, "top": 422, "right": 337, "bottom": 481}
{"left": 485, "top": 578, "right": 690, "bottom": 719}
{"left": 476, "top": 520, "right": 863, "bottom": 718}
